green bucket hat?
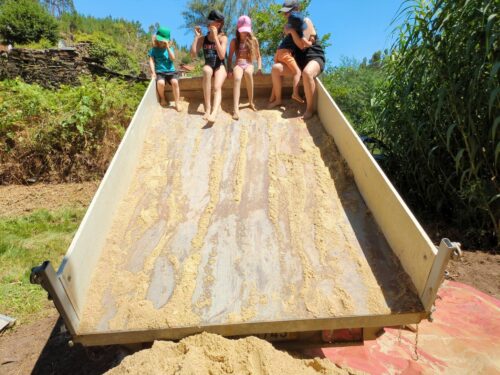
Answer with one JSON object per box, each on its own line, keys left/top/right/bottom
{"left": 156, "top": 27, "right": 171, "bottom": 42}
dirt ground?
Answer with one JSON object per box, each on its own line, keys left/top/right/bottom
{"left": 0, "top": 183, "right": 498, "bottom": 374}
{"left": 446, "top": 250, "right": 500, "bottom": 299}
{"left": 0, "top": 181, "right": 99, "bottom": 217}
{"left": 0, "top": 309, "right": 128, "bottom": 375}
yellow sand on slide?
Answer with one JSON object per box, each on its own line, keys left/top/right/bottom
{"left": 79, "top": 100, "right": 421, "bottom": 334}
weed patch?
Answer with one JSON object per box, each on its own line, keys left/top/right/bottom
{"left": 0, "top": 208, "right": 84, "bottom": 323}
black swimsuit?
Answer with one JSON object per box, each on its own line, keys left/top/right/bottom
{"left": 203, "top": 34, "right": 225, "bottom": 71}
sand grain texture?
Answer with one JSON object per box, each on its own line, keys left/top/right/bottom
{"left": 105, "top": 333, "right": 364, "bottom": 375}
{"left": 79, "top": 100, "right": 422, "bottom": 334}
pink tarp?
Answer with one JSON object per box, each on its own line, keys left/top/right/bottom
{"left": 304, "top": 281, "right": 500, "bottom": 374}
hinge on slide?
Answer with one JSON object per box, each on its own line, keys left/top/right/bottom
{"left": 31, "top": 261, "right": 53, "bottom": 300}
{"left": 30, "top": 261, "right": 79, "bottom": 336}
{"left": 448, "top": 240, "right": 462, "bottom": 260}
{"left": 422, "top": 238, "right": 461, "bottom": 314}
{"left": 427, "top": 240, "right": 462, "bottom": 322}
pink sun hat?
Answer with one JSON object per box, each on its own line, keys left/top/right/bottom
{"left": 237, "top": 15, "right": 252, "bottom": 33}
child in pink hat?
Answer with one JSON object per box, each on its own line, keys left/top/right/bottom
{"left": 228, "top": 15, "right": 262, "bottom": 120}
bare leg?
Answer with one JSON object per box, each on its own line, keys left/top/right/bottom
{"left": 302, "top": 61, "right": 321, "bottom": 120}
{"left": 232, "top": 65, "right": 244, "bottom": 120}
{"left": 207, "top": 66, "right": 227, "bottom": 123}
{"left": 268, "top": 63, "right": 294, "bottom": 109}
{"left": 157, "top": 80, "right": 167, "bottom": 106}
{"left": 171, "top": 79, "right": 181, "bottom": 111}
{"left": 291, "top": 65, "right": 305, "bottom": 103}
{"left": 202, "top": 65, "right": 213, "bottom": 119}
{"left": 243, "top": 65, "right": 255, "bottom": 111}
{"left": 268, "top": 63, "right": 283, "bottom": 108}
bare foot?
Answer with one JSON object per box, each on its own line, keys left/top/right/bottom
{"left": 160, "top": 100, "right": 168, "bottom": 107}
{"left": 303, "top": 111, "right": 314, "bottom": 120}
{"left": 267, "top": 100, "right": 282, "bottom": 109}
{"left": 175, "top": 102, "right": 181, "bottom": 112}
{"left": 269, "top": 93, "right": 276, "bottom": 103}
{"left": 207, "top": 114, "right": 216, "bottom": 123}
{"left": 249, "top": 102, "right": 257, "bottom": 111}
{"left": 202, "top": 110, "right": 211, "bottom": 120}
{"left": 232, "top": 111, "right": 240, "bottom": 120}
{"left": 292, "top": 94, "right": 305, "bottom": 104}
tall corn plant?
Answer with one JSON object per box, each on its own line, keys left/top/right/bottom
{"left": 375, "top": 0, "right": 499, "bottom": 246}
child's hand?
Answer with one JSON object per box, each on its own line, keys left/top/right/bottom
{"left": 209, "top": 25, "right": 218, "bottom": 37}
{"left": 194, "top": 26, "right": 202, "bottom": 37}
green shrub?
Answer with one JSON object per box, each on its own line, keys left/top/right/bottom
{"left": 0, "top": 77, "right": 147, "bottom": 183}
{"left": 0, "top": 0, "right": 59, "bottom": 44}
{"left": 374, "top": 0, "right": 499, "bottom": 247}
{"left": 59, "top": 13, "right": 149, "bottom": 75}
{"left": 75, "top": 32, "right": 141, "bottom": 75}
{"left": 16, "top": 37, "right": 56, "bottom": 49}
{"left": 322, "top": 58, "right": 385, "bottom": 135}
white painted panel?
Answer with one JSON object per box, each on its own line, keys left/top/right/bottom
{"left": 58, "top": 81, "right": 158, "bottom": 324}
{"left": 316, "top": 79, "right": 437, "bottom": 304}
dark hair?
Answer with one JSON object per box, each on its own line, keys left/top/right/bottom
{"left": 208, "top": 19, "right": 225, "bottom": 36}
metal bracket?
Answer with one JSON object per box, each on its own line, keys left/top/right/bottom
{"left": 31, "top": 261, "right": 79, "bottom": 336}
{"left": 421, "top": 238, "right": 458, "bottom": 313}
{"left": 449, "top": 241, "right": 462, "bottom": 260}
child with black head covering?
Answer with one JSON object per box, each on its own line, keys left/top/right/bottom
{"left": 191, "top": 10, "right": 228, "bottom": 123}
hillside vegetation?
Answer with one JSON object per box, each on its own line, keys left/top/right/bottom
{"left": 0, "top": 78, "right": 146, "bottom": 183}
{"left": 0, "top": 0, "right": 498, "bottom": 247}
{"left": 374, "top": 0, "right": 499, "bottom": 247}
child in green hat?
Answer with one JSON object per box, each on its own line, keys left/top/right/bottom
{"left": 148, "top": 26, "right": 180, "bottom": 110}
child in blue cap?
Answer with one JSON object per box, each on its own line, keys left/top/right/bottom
{"left": 269, "top": 11, "right": 309, "bottom": 107}
{"left": 148, "top": 26, "right": 180, "bottom": 111}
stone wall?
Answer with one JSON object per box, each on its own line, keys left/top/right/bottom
{"left": 0, "top": 43, "right": 148, "bottom": 88}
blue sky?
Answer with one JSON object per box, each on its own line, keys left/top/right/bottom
{"left": 72, "top": 0, "right": 403, "bottom": 67}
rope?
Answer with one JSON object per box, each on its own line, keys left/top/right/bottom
{"left": 411, "top": 324, "right": 420, "bottom": 361}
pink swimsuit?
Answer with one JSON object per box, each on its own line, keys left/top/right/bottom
{"left": 236, "top": 42, "right": 251, "bottom": 70}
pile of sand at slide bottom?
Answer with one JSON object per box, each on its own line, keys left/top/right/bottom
{"left": 105, "top": 332, "right": 364, "bottom": 375}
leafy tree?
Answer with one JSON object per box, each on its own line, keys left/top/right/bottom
{"left": 182, "top": 0, "right": 271, "bottom": 37}
{"left": 322, "top": 56, "right": 384, "bottom": 135}
{"left": 59, "top": 13, "right": 150, "bottom": 75}
{"left": 0, "top": 0, "right": 59, "bottom": 44}
{"left": 40, "top": 0, "right": 75, "bottom": 17}
{"left": 181, "top": 0, "right": 332, "bottom": 69}
{"left": 59, "top": 13, "right": 147, "bottom": 46}
{"left": 250, "top": 0, "right": 331, "bottom": 61}
{"left": 75, "top": 32, "right": 141, "bottom": 75}
{"left": 368, "top": 51, "right": 382, "bottom": 68}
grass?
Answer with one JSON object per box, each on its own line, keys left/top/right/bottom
{"left": 0, "top": 208, "right": 85, "bottom": 323}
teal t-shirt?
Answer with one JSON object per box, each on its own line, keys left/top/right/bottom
{"left": 148, "top": 47, "right": 175, "bottom": 73}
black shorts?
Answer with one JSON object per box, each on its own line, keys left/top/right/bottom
{"left": 156, "top": 72, "right": 179, "bottom": 85}
{"left": 297, "top": 57, "right": 325, "bottom": 73}
{"left": 295, "top": 44, "right": 326, "bottom": 73}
